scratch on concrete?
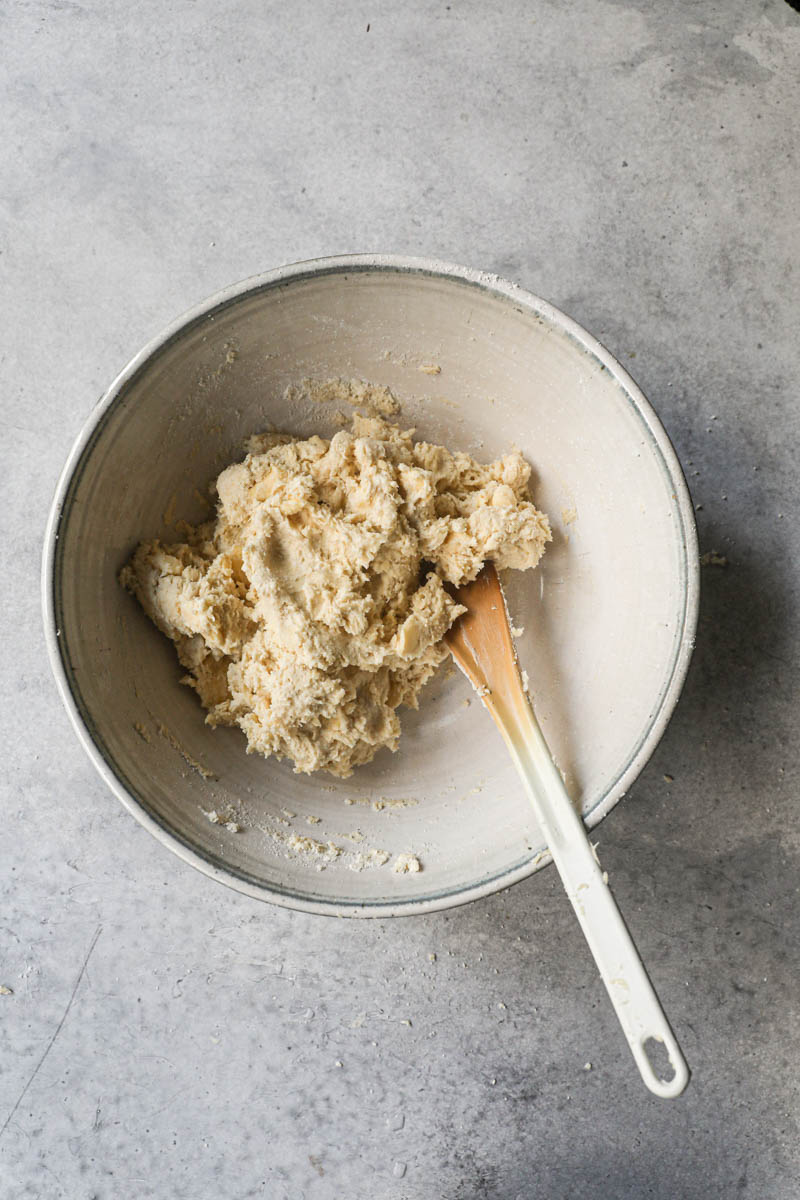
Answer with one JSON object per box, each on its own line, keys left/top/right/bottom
{"left": 0, "top": 925, "right": 102, "bottom": 1141}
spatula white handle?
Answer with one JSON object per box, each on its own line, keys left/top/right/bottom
{"left": 498, "top": 690, "right": 689, "bottom": 1098}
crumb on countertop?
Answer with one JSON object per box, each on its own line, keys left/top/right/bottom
{"left": 700, "top": 550, "right": 729, "bottom": 567}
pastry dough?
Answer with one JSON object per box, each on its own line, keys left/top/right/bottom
{"left": 120, "top": 413, "right": 550, "bottom": 776}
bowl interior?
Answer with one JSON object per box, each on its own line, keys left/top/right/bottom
{"left": 50, "top": 264, "right": 695, "bottom": 913}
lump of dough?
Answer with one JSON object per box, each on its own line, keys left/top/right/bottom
{"left": 120, "top": 411, "right": 550, "bottom": 777}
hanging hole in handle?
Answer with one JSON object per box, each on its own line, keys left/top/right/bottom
{"left": 643, "top": 1036, "right": 676, "bottom": 1084}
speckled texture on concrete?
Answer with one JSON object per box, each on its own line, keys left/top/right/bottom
{"left": 2, "top": 2, "right": 799, "bottom": 1196}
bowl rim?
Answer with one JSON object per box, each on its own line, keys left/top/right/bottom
{"left": 42, "top": 252, "right": 700, "bottom": 917}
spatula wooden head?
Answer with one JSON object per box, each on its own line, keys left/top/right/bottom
{"left": 444, "top": 563, "right": 530, "bottom": 735}
{"left": 445, "top": 563, "right": 514, "bottom": 687}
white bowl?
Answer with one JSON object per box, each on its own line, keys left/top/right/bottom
{"left": 43, "top": 255, "right": 698, "bottom": 916}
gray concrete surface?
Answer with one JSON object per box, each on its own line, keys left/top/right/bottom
{"left": 2, "top": 1, "right": 799, "bottom": 1196}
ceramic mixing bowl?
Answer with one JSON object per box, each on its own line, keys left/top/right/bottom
{"left": 43, "top": 255, "right": 698, "bottom": 915}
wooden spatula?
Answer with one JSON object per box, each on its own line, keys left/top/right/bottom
{"left": 446, "top": 563, "right": 689, "bottom": 1098}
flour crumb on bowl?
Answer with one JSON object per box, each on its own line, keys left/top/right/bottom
{"left": 372, "top": 796, "right": 419, "bottom": 811}
{"left": 156, "top": 722, "right": 216, "bottom": 780}
{"left": 203, "top": 807, "right": 242, "bottom": 833}
{"left": 288, "top": 833, "right": 341, "bottom": 857}
{"left": 349, "top": 848, "right": 391, "bottom": 872}
{"left": 392, "top": 853, "right": 422, "bottom": 875}
{"left": 285, "top": 376, "right": 401, "bottom": 416}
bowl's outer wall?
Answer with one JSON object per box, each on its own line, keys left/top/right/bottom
{"left": 44, "top": 258, "right": 698, "bottom": 915}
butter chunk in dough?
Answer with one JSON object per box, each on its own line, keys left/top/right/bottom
{"left": 120, "top": 413, "right": 550, "bottom": 777}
